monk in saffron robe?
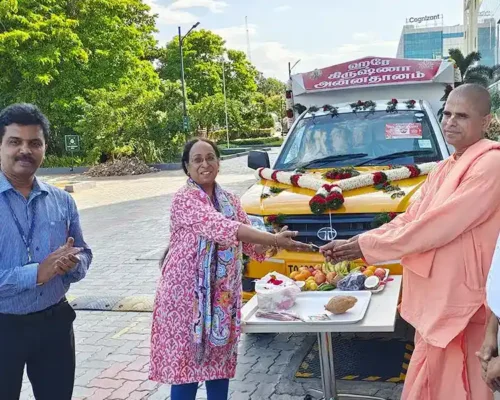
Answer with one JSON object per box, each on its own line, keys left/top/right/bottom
{"left": 320, "top": 83, "right": 500, "bottom": 400}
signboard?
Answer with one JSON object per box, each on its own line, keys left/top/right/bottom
{"left": 65, "top": 135, "right": 80, "bottom": 151}
{"left": 301, "top": 57, "right": 442, "bottom": 92}
{"left": 406, "top": 14, "right": 442, "bottom": 24}
{"left": 385, "top": 123, "right": 423, "bottom": 139}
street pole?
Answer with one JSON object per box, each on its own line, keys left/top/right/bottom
{"left": 178, "top": 22, "right": 200, "bottom": 135}
{"left": 179, "top": 26, "right": 188, "bottom": 133}
{"left": 222, "top": 55, "right": 230, "bottom": 149}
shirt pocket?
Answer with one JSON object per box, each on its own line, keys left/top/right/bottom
{"left": 49, "top": 220, "right": 69, "bottom": 251}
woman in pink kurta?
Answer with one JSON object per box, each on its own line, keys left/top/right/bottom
{"left": 149, "top": 138, "right": 308, "bottom": 400}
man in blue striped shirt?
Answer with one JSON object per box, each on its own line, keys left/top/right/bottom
{"left": 0, "top": 103, "right": 93, "bottom": 399}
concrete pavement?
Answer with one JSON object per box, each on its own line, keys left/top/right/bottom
{"left": 17, "top": 151, "right": 405, "bottom": 399}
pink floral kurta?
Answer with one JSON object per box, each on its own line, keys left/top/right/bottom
{"left": 149, "top": 184, "right": 264, "bottom": 385}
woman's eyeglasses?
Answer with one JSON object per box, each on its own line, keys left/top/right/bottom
{"left": 190, "top": 154, "right": 218, "bottom": 166}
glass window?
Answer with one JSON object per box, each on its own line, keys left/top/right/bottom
{"left": 404, "top": 31, "right": 443, "bottom": 59}
{"left": 275, "top": 110, "right": 442, "bottom": 170}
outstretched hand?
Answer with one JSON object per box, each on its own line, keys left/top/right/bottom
{"left": 320, "top": 239, "right": 364, "bottom": 263}
{"left": 276, "top": 230, "right": 311, "bottom": 253}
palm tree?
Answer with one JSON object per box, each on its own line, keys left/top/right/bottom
{"left": 438, "top": 49, "right": 500, "bottom": 120}
{"left": 448, "top": 48, "right": 500, "bottom": 87}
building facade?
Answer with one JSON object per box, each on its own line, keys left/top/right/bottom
{"left": 396, "top": 17, "right": 497, "bottom": 66}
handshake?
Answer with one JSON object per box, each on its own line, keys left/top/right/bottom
{"left": 319, "top": 238, "right": 364, "bottom": 263}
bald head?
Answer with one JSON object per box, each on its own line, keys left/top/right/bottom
{"left": 442, "top": 83, "right": 493, "bottom": 154}
{"left": 449, "top": 83, "right": 491, "bottom": 116}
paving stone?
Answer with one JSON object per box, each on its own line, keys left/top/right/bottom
{"left": 108, "top": 380, "right": 142, "bottom": 399}
{"left": 250, "top": 382, "right": 276, "bottom": 399}
{"left": 89, "top": 378, "right": 126, "bottom": 389}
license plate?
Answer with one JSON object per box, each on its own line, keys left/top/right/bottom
{"left": 286, "top": 263, "right": 322, "bottom": 275}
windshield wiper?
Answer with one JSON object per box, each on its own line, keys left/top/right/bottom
{"left": 296, "top": 153, "right": 368, "bottom": 170}
{"left": 355, "top": 150, "right": 434, "bottom": 166}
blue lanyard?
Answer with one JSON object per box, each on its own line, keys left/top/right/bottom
{"left": 2, "top": 193, "right": 37, "bottom": 263}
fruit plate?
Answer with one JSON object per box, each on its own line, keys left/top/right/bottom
{"left": 369, "top": 269, "right": 390, "bottom": 294}
{"left": 247, "top": 291, "right": 372, "bottom": 325}
{"left": 332, "top": 269, "right": 390, "bottom": 294}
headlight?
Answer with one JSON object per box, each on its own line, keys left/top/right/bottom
{"left": 248, "top": 215, "right": 273, "bottom": 232}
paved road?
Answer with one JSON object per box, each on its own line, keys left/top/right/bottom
{"left": 18, "top": 151, "right": 405, "bottom": 399}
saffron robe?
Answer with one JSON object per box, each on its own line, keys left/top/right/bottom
{"left": 359, "top": 139, "right": 500, "bottom": 400}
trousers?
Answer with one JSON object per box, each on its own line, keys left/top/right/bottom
{"left": 0, "top": 299, "right": 76, "bottom": 400}
{"left": 171, "top": 379, "right": 230, "bottom": 400}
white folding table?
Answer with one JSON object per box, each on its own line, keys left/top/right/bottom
{"left": 241, "top": 276, "right": 403, "bottom": 400}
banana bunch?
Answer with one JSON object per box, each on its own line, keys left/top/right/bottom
{"left": 322, "top": 261, "right": 354, "bottom": 276}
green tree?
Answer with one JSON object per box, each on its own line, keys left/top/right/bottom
{"left": 448, "top": 48, "right": 500, "bottom": 87}
{"left": 157, "top": 30, "right": 258, "bottom": 103}
{"left": 257, "top": 74, "right": 286, "bottom": 96}
{"left": 0, "top": 0, "right": 158, "bottom": 154}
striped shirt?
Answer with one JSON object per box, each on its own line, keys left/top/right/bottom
{"left": 0, "top": 172, "right": 92, "bottom": 314}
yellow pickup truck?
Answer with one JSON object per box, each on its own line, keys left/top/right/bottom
{"left": 240, "top": 99, "right": 451, "bottom": 300}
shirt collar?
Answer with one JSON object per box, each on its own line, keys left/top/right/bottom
{"left": 0, "top": 172, "right": 49, "bottom": 195}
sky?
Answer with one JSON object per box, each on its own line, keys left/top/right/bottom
{"left": 144, "top": 0, "right": 490, "bottom": 81}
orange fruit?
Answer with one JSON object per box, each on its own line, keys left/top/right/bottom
{"left": 367, "top": 266, "right": 376, "bottom": 272}
{"left": 290, "top": 271, "right": 300, "bottom": 280}
{"left": 299, "top": 266, "right": 309, "bottom": 272}
{"left": 301, "top": 270, "right": 312, "bottom": 279}
{"left": 295, "top": 273, "right": 308, "bottom": 281}
{"left": 363, "top": 270, "right": 374, "bottom": 277}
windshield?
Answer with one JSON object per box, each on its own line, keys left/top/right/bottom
{"left": 275, "top": 110, "right": 443, "bottom": 170}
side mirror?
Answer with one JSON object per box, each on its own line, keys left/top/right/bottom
{"left": 248, "top": 150, "right": 270, "bottom": 170}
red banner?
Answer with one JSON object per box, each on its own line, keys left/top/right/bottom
{"left": 301, "top": 57, "right": 442, "bottom": 91}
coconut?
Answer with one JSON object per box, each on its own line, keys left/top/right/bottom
{"left": 364, "top": 276, "right": 380, "bottom": 290}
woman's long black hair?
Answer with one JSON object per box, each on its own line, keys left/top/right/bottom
{"left": 160, "top": 137, "right": 221, "bottom": 267}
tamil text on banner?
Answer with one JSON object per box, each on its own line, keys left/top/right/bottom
{"left": 301, "top": 57, "right": 442, "bottom": 91}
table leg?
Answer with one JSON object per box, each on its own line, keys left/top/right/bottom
{"left": 305, "top": 332, "right": 387, "bottom": 400}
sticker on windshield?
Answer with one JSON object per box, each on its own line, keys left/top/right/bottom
{"left": 418, "top": 139, "right": 432, "bottom": 149}
{"left": 385, "top": 123, "right": 422, "bottom": 139}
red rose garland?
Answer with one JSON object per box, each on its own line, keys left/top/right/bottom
{"left": 405, "top": 164, "right": 420, "bottom": 178}
{"left": 372, "top": 172, "right": 388, "bottom": 185}
{"left": 291, "top": 174, "right": 302, "bottom": 187}
{"left": 257, "top": 164, "right": 433, "bottom": 215}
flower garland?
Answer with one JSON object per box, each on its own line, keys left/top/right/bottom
{"left": 323, "top": 167, "right": 360, "bottom": 180}
{"left": 350, "top": 100, "right": 376, "bottom": 113}
{"left": 256, "top": 162, "right": 436, "bottom": 215}
{"left": 386, "top": 98, "right": 417, "bottom": 113}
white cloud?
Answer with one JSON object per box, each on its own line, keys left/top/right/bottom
{"left": 170, "top": 0, "right": 228, "bottom": 13}
{"left": 144, "top": 0, "right": 227, "bottom": 26}
{"left": 213, "top": 24, "right": 398, "bottom": 80}
{"left": 274, "top": 5, "right": 291, "bottom": 12}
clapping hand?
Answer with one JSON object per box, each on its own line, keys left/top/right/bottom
{"left": 37, "top": 237, "right": 83, "bottom": 284}
{"left": 320, "top": 239, "right": 364, "bottom": 263}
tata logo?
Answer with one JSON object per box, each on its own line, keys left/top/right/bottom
{"left": 317, "top": 227, "right": 338, "bottom": 242}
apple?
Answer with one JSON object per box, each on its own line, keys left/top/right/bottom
{"left": 312, "top": 270, "right": 319, "bottom": 276}
{"left": 374, "top": 268, "right": 386, "bottom": 279}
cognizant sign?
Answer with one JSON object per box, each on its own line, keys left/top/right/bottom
{"left": 406, "top": 14, "right": 442, "bottom": 24}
